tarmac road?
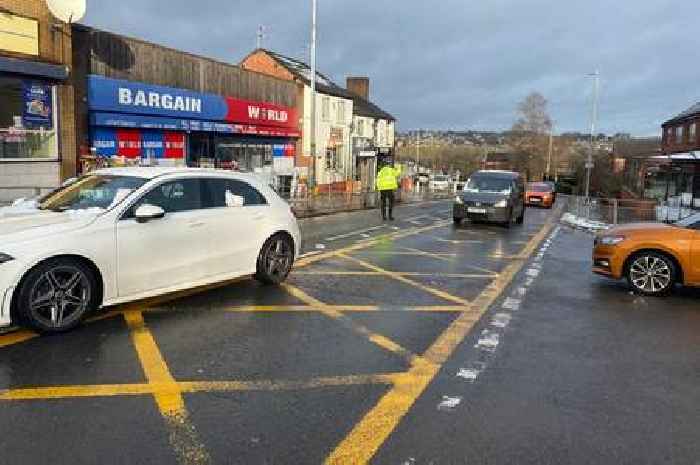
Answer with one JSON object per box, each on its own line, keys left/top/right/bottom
{"left": 1, "top": 200, "right": 697, "bottom": 465}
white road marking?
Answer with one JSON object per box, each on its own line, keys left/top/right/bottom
{"left": 502, "top": 297, "right": 521, "bottom": 311}
{"left": 315, "top": 243, "right": 327, "bottom": 250}
{"left": 475, "top": 330, "right": 500, "bottom": 351}
{"left": 456, "top": 368, "right": 481, "bottom": 382}
{"left": 325, "top": 225, "right": 386, "bottom": 242}
{"left": 526, "top": 268, "right": 541, "bottom": 278}
{"left": 516, "top": 287, "right": 528, "bottom": 297}
{"left": 524, "top": 277, "right": 535, "bottom": 287}
{"left": 491, "top": 313, "right": 512, "bottom": 328}
{"left": 437, "top": 396, "right": 463, "bottom": 411}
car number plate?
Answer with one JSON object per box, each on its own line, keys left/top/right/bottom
{"left": 468, "top": 207, "right": 487, "bottom": 214}
{"left": 530, "top": 198, "right": 541, "bottom": 203}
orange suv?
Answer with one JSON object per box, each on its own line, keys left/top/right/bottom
{"left": 592, "top": 213, "right": 700, "bottom": 295}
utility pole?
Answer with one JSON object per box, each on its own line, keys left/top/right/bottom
{"left": 585, "top": 70, "right": 600, "bottom": 201}
{"left": 546, "top": 127, "right": 553, "bottom": 181}
{"left": 416, "top": 130, "right": 421, "bottom": 169}
{"left": 308, "top": 0, "right": 318, "bottom": 188}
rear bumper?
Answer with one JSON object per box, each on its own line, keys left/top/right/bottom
{"left": 453, "top": 204, "right": 510, "bottom": 223}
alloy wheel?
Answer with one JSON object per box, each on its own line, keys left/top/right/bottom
{"left": 629, "top": 255, "right": 672, "bottom": 294}
{"left": 264, "top": 238, "right": 293, "bottom": 278}
{"left": 28, "top": 265, "right": 91, "bottom": 329}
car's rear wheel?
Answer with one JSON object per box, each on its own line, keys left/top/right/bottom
{"left": 255, "top": 233, "right": 295, "bottom": 285}
{"left": 626, "top": 252, "right": 676, "bottom": 296}
{"left": 16, "top": 258, "right": 99, "bottom": 333}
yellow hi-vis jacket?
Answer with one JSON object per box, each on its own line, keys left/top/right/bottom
{"left": 376, "top": 166, "right": 402, "bottom": 191}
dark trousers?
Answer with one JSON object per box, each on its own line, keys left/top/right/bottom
{"left": 380, "top": 190, "right": 395, "bottom": 219}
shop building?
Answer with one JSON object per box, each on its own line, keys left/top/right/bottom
{"left": 346, "top": 77, "right": 396, "bottom": 191}
{"left": 0, "top": 0, "right": 77, "bottom": 202}
{"left": 241, "top": 49, "right": 355, "bottom": 188}
{"left": 72, "top": 26, "right": 299, "bottom": 188}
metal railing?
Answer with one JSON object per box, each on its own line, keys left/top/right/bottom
{"left": 566, "top": 196, "right": 697, "bottom": 225}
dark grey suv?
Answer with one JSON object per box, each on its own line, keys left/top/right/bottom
{"left": 453, "top": 170, "right": 525, "bottom": 227}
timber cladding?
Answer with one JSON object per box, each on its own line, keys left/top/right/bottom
{"left": 76, "top": 25, "right": 297, "bottom": 108}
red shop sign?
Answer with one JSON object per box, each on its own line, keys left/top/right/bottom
{"left": 225, "top": 98, "right": 299, "bottom": 130}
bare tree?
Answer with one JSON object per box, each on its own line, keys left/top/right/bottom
{"left": 508, "top": 92, "right": 553, "bottom": 180}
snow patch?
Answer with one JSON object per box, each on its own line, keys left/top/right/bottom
{"left": 561, "top": 213, "right": 611, "bottom": 232}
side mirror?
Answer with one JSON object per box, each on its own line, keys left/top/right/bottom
{"left": 225, "top": 191, "right": 245, "bottom": 208}
{"left": 135, "top": 204, "right": 165, "bottom": 223}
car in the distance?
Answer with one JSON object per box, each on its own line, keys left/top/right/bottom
{"left": 429, "top": 174, "right": 451, "bottom": 192}
{"left": 0, "top": 167, "right": 301, "bottom": 333}
{"left": 526, "top": 181, "right": 556, "bottom": 208}
{"left": 592, "top": 213, "right": 700, "bottom": 295}
{"left": 453, "top": 170, "right": 525, "bottom": 227}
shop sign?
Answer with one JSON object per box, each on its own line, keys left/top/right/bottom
{"left": 22, "top": 81, "right": 52, "bottom": 129}
{"left": 89, "top": 75, "right": 298, "bottom": 130}
{"left": 272, "top": 144, "right": 296, "bottom": 158}
{"left": 91, "top": 127, "right": 185, "bottom": 159}
{"left": 358, "top": 150, "right": 377, "bottom": 158}
{"left": 0, "top": 14, "right": 38, "bottom": 56}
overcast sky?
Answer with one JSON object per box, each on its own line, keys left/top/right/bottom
{"left": 84, "top": 0, "right": 700, "bottom": 136}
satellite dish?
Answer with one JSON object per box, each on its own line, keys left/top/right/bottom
{"left": 46, "top": 0, "right": 86, "bottom": 24}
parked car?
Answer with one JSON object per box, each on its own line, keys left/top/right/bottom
{"left": 0, "top": 167, "right": 301, "bottom": 333}
{"left": 525, "top": 182, "right": 556, "bottom": 208}
{"left": 453, "top": 170, "right": 525, "bottom": 227}
{"left": 592, "top": 213, "right": 700, "bottom": 296}
{"left": 429, "top": 174, "right": 451, "bottom": 191}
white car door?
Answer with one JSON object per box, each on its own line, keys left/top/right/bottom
{"left": 201, "top": 177, "right": 272, "bottom": 276}
{"left": 116, "top": 177, "right": 213, "bottom": 297}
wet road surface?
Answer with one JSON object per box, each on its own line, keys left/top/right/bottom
{"left": 1, "top": 200, "right": 698, "bottom": 464}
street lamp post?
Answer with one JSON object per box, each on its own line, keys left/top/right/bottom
{"left": 308, "top": 0, "right": 318, "bottom": 189}
{"left": 585, "top": 70, "right": 600, "bottom": 202}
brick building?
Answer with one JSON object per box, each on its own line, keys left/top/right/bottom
{"left": 0, "top": 0, "right": 77, "bottom": 202}
{"left": 658, "top": 103, "right": 700, "bottom": 208}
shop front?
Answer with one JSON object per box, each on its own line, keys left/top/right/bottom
{"left": 87, "top": 75, "right": 299, "bottom": 183}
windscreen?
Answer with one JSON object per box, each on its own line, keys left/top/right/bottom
{"left": 465, "top": 176, "right": 513, "bottom": 194}
{"left": 39, "top": 175, "right": 147, "bottom": 213}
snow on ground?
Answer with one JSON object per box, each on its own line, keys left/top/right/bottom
{"left": 560, "top": 213, "right": 611, "bottom": 232}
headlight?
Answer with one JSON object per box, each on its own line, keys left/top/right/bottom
{"left": 599, "top": 235, "right": 625, "bottom": 245}
{"left": 455, "top": 196, "right": 464, "bottom": 204}
{"left": 494, "top": 199, "right": 508, "bottom": 208}
{"left": 0, "top": 253, "right": 14, "bottom": 264}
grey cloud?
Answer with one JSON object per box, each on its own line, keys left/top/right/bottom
{"left": 84, "top": 0, "right": 700, "bottom": 135}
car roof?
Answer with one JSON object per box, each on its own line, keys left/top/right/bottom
{"left": 472, "top": 170, "right": 520, "bottom": 178}
{"left": 93, "top": 167, "right": 262, "bottom": 182}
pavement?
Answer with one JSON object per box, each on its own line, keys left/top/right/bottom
{"left": 1, "top": 200, "right": 698, "bottom": 465}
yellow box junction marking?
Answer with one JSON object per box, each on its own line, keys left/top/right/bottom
{"left": 124, "top": 310, "right": 212, "bottom": 465}
{"left": 324, "top": 217, "right": 557, "bottom": 465}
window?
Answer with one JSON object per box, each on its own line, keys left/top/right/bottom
{"left": 326, "top": 147, "right": 338, "bottom": 171}
{"left": 0, "top": 76, "right": 58, "bottom": 160}
{"left": 356, "top": 119, "right": 365, "bottom": 137}
{"left": 676, "top": 126, "right": 684, "bottom": 145}
{"left": 690, "top": 122, "right": 697, "bottom": 143}
{"left": 204, "top": 178, "right": 268, "bottom": 207}
{"left": 321, "top": 96, "right": 330, "bottom": 121}
{"left": 127, "top": 179, "right": 203, "bottom": 217}
{"left": 39, "top": 175, "right": 146, "bottom": 212}
{"left": 336, "top": 101, "right": 345, "bottom": 123}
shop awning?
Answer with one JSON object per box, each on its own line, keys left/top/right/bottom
{"left": 0, "top": 56, "right": 69, "bottom": 81}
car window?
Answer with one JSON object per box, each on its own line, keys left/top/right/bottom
{"left": 124, "top": 178, "right": 204, "bottom": 218}
{"left": 203, "top": 178, "right": 268, "bottom": 208}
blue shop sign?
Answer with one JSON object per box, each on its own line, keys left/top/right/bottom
{"left": 88, "top": 75, "right": 228, "bottom": 121}
{"left": 90, "top": 112, "right": 238, "bottom": 133}
{"left": 22, "top": 81, "right": 53, "bottom": 128}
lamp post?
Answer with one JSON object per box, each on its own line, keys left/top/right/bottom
{"left": 308, "top": 0, "right": 318, "bottom": 189}
{"left": 585, "top": 70, "right": 600, "bottom": 202}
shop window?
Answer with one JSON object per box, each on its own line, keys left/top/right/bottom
{"left": 0, "top": 77, "right": 58, "bottom": 160}
{"left": 356, "top": 119, "right": 365, "bottom": 137}
{"left": 321, "top": 97, "right": 330, "bottom": 121}
{"left": 326, "top": 147, "right": 338, "bottom": 172}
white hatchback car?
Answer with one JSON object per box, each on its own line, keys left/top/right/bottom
{"left": 0, "top": 167, "right": 301, "bottom": 333}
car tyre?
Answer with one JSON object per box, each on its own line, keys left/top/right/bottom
{"left": 626, "top": 252, "right": 676, "bottom": 296}
{"left": 453, "top": 217, "right": 463, "bottom": 226}
{"left": 255, "top": 233, "right": 295, "bottom": 285}
{"left": 516, "top": 208, "right": 525, "bottom": 224}
{"left": 15, "top": 258, "right": 99, "bottom": 333}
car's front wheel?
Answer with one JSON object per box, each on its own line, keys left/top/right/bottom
{"left": 626, "top": 252, "right": 676, "bottom": 296}
{"left": 255, "top": 233, "right": 295, "bottom": 285}
{"left": 15, "top": 258, "right": 99, "bottom": 333}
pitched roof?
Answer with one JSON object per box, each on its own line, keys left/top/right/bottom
{"left": 664, "top": 102, "right": 700, "bottom": 125}
{"left": 257, "top": 49, "right": 395, "bottom": 121}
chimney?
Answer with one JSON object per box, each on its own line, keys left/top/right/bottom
{"left": 346, "top": 77, "right": 370, "bottom": 100}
